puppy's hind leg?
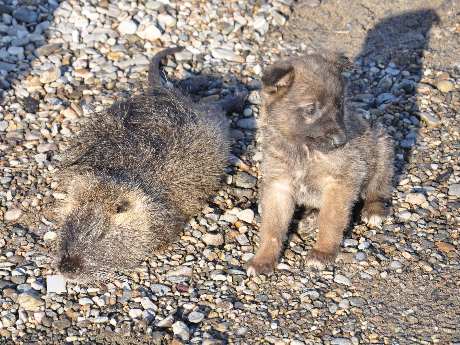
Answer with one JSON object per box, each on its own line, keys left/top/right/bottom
{"left": 362, "top": 134, "right": 393, "bottom": 228}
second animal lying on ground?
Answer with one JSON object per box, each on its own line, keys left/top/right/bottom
{"left": 248, "top": 53, "right": 394, "bottom": 276}
{"left": 54, "top": 47, "right": 246, "bottom": 283}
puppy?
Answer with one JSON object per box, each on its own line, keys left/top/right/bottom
{"left": 247, "top": 53, "right": 393, "bottom": 275}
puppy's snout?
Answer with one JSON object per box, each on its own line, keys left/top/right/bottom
{"left": 329, "top": 132, "right": 347, "bottom": 148}
{"left": 59, "top": 255, "right": 83, "bottom": 274}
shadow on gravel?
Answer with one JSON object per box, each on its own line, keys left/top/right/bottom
{"left": 352, "top": 9, "right": 440, "bottom": 186}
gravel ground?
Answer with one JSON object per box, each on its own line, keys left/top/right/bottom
{"left": 0, "top": 0, "right": 459, "bottom": 344}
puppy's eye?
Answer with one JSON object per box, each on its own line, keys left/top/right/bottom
{"left": 297, "top": 103, "right": 315, "bottom": 117}
{"left": 115, "top": 200, "right": 130, "bottom": 214}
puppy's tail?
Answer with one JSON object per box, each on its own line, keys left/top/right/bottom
{"left": 148, "top": 46, "right": 184, "bottom": 88}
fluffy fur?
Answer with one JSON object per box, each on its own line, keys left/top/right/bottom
{"left": 55, "top": 48, "right": 241, "bottom": 282}
{"left": 247, "top": 53, "right": 393, "bottom": 275}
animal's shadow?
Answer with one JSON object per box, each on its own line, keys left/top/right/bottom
{"left": 283, "top": 9, "right": 440, "bottom": 257}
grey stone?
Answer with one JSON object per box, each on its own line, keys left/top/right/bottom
{"left": 13, "top": 7, "right": 38, "bottom": 23}
{"left": 17, "top": 291, "right": 44, "bottom": 311}
{"left": 448, "top": 183, "right": 460, "bottom": 197}
{"left": 172, "top": 321, "right": 190, "bottom": 341}
{"left": 334, "top": 274, "right": 351, "bottom": 286}
{"left": 234, "top": 172, "right": 257, "bottom": 188}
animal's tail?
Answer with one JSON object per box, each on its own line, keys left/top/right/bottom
{"left": 148, "top": 46, "right": 184, "bottom": 88}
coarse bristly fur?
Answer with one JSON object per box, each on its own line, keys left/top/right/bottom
{"left": 54, "top": 47, "right": 246, "bottom": 283}
{"left": 247, "top": 53, "right": 394, "bottom": 276}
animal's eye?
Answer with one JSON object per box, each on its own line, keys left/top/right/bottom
{"left": 297, "top": 103, "right": 315, "bottom": 117}
{"left": 115, "top": 200, "right": 130, "bottom": 214}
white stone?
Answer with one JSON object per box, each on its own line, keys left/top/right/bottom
{"left": 157, "top": 14, "right": 176, "bottom": 29}
{"left": 334, "top": 274, "right": 351, "bottom": 286}
{"left": 202, "top": 233, "right": 224, "bottom": 246}
{"left": 405, "top": 193, "right": 427, "bottom": 205}
{"left": 236, "top": 209, "right": 254, "bottom": 223}
{"left": 118, "top": 19, "right": 138, "bottom": 35}
{"left": 136, "top": 23, "right": 162, "bottom": 41}
{"left": 187, "top": 311, "right": 204, "bottom": 323}
{"left": 46, "top": 275, "right": 67, "bottom": 294}
{"left": 172, "top": 321, "right": 190, "bottom": 341}
{"left": 4, "top": 208, "right": 22, "bottom": 222}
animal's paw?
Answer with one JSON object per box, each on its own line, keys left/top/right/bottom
{"left": 247, "top": 254, "right": 277, "bottom": 277}
{"left": 305, "top": 249, "right": 337, "bottom": 270}
{"left": 362, "top": 200, "right": 387, "bottom": 228}
{"left": 362, "top": 214, "right": 383, "bottom": 228}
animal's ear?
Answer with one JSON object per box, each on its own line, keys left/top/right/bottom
{"left": 262, "top": 62, "right": 294, "bottom": 93}
{"left": 327, "top": 53, "right": 352, "bottom": 72}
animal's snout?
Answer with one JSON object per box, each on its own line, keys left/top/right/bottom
{"left": 59, "top": 255, "right": 83, "bottom": 274}
{"left": 328, "top": 131, "right": 347, "bottom": 148}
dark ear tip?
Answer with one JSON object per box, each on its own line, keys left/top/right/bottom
{"left": 262, "top": 63, "right": 294, "bottom": 87}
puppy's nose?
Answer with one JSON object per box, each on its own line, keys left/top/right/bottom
{"left": 330, "top": 133, "right": 347, "bottom": 147}
{"left": 59, "top": 255, "right": 83, "bottom": 274}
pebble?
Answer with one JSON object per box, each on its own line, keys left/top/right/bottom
{"left": 436, "top": 80, "right": 454, "bottom": 93}
{"left": 13, "top": 7, "right": 38, "bottom": 23}
{"left": 43, "top": 231, "right": 57, "bottom": 242}
{"left": 17, "top": 292, "right": 44, "bottom": 311}
{"left": 253, "top": 16, "right": 269, "bottom": 35}
{"left": 128, "top": 309, "right": 142, "bottom": 319}
{"left": 448, "top": 184, "right": 460, "bottom": 197}
{"left": 172, "top": 321, "right": 190, "bottom": 341}
{"left": 397, "top": 211, "right": 412, "bottom": 222}
{"left": 4, "top": 208, "right": 22, "bottom": 222}
{"left": 46, "top": 275, "right": 66, "bottom": 294}
{"left": 236, "top": 209, "right": 255, "bottom": 223}
{"left": 331, "top": 338, "right": 352, "bottom": 345}
{"left": 334, "top": 274, "right": 351, "bottom": 286}
{"left": 157, "top": 14, "right": 176, "bottom": 29}
{"left": 234, "top": 172, "right": 257, "bottom": 188}
{"left": 40, "top": 66, "right": 61, "bottom": 84}
{"left": 211, "top": 48, "right": 244, "bottom": 63}
{"left": 118, "top": 19, "right": 138, "bottom": 35}
{"left": 419, "top": 112, "right": 440, "bottom": 127}
{"left": 188, "top": 311, "right": 205, "bottom": 323}
{"left": 405, "top": 193, "right": 427, "bottom": 206}
{"left": 389, "top": 260, "right": 403, "bottom": 270}
{"left": 202, "top": 233, "right": 224, "bottom": 246}
{"left": 136, "top": 23, "right": 162, "bottom": 41}
{"left": 237, "top": 117, "right": 257, "bottom": 129}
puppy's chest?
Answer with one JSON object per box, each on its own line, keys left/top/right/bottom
{"left": 291, "top": 167, "right": 323, "bottom": 208}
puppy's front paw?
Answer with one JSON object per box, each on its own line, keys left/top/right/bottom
{"left": 306, "top": 249, "right": 337, "bottom": 270}
{"left": 247, "top": 254, "right": 277, "bottom": 276}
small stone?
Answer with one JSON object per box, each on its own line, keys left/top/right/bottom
{"left": 211, "top": 48, "right": 244, "bottom": 63}
{"left": 202, "top": 233, "right": 224, "bottom": 246}
{"left": 349, "top": 297, "right": 366, "bottom": 307}
{"left": 236, "top": 117, "right": 256, "bottom": 129}
{"left": 331, "top": 338, "right": 352, "bottom": 345}
{"left": 46, "top": 275, "right": 66, "bottom": 294}
{"left": 129, "top": 309, "right": 143, "bottom": 319}
{"left": 13, "top": 7, "right": 38, "bottom": 23}
{"left": 0, "top": 121, "right": 8, "bottom": 131}
{"left": 448, "top": 184, "right": 460, "bottom": 197}
{"left": 172, "top": 321, "right": 190, "bottom": 341}
{"left": 79, "top": 298, "right": 93, "bottom": 305}
{"left": 389, "top": 260, "right": 403, "bottom": 270}
{"left": 157, "top": 14, "right": 176, "bottom": 29}
{"left": 419, "top": 112, "right": 440, "bottom": 127}
{"left": 236, "top": 209, "right": 254, "bottom": 223}
{"left": 253, "top": 16, "right": 269, "bottom": 35}
{"left": 405, "top": 193, "right": 427, "bottom": 206}
{"left": 435, "top": 241, "right": 455, "bottom": 253}
{"left": 302, "top": 0, "right": 321, "bottom": 7}
{"left": 118, "top": 19, "right": 138, "bottom": 35}
{"left": 343, "top": 239, "right": 358, "bottom": 247}
{"left": 166, "top": 266, "right": 192, "bottom": 278}
{"left": 137, "top": 24, "right": 162, "bottom": 41}
{"left": 140, "top": 297, "right": 156, "bottom": 310}
{"left": 397, "top": 211, "right": 412, "bottom": 222}
{"left": 40, "top": 66, "right": 61, "bottom": 84}
{"left": 37, "top": 143, "right": 57, "bottom": 153}
{"left": 234, "top": 172, "right": 257, "bottom": 188}
{"left": 334, "top": 274, "right": 351, "bottom": 286}
{"left": 4, "top": 208, "right": 22, "bottom": 222}
{"left": 43, "top": 231, "right": 57, "bottom": 242}
{"left": 53, "top": 319, "right": 71, "bottom": 330}
{"left": 355, "top": 252, "right": 367, "bottom": 261}
{"left": 17, "top": 292, "right": 44, "bottom": 311}
{"left": 436, "top": 80, "right": 454, "bottom": 93}
{"left": 188, "top": 311, "right": 204, "bottom": 323}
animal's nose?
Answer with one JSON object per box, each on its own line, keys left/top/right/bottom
{"left": 329, "top": 132, "right": 347, "bottom": 148}
{"left": 59, "top": 255, "right": 83, "bottom": 274}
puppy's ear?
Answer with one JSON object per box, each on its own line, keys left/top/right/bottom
{"left": 326, "top": 53, "right": 352, "bottom": 72}
{"left": 262, "top": 62, "right": 294, "bottom": 93}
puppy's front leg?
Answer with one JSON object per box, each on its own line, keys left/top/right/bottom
{"left": 306, "top": 183, "right": 355, "bottom": 269}
{"left": 247, "top": 179, "right": 294, "bottom": 276}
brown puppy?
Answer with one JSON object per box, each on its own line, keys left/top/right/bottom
{"left": 247, "top": 54, "right": 393, "bottom": 275}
